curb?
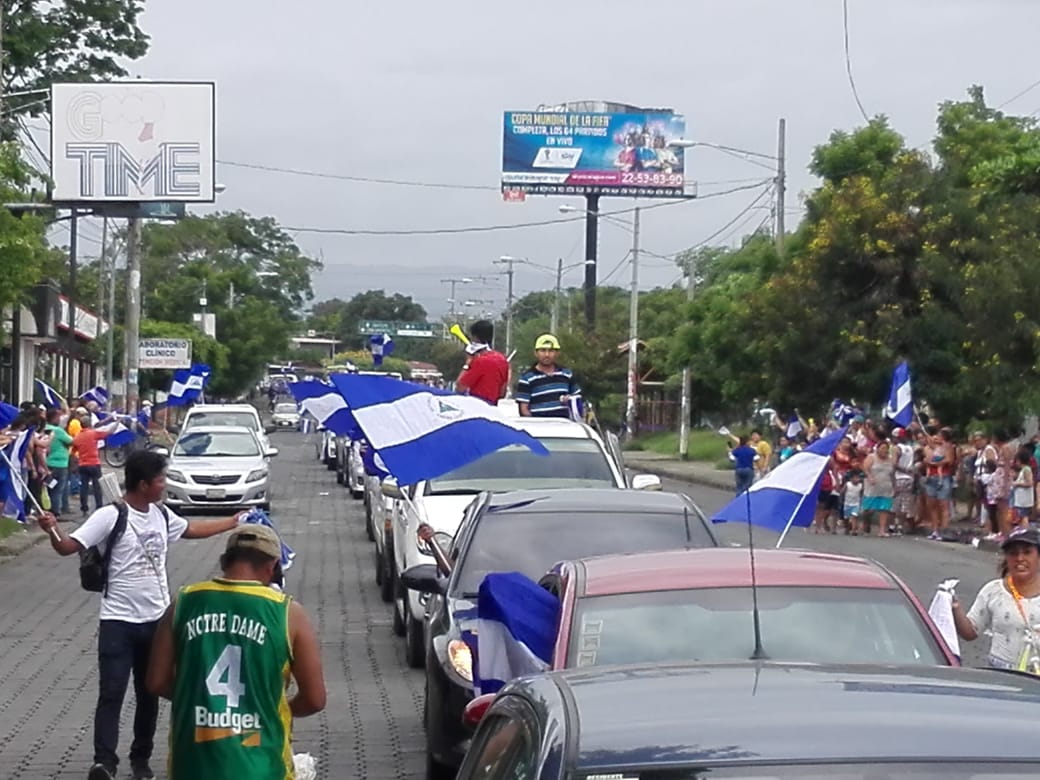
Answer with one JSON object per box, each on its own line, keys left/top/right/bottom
{"left": 0, "top": 527, "right": 48, "bottom": 559}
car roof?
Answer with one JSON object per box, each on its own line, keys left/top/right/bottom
{"left": 176, "top": 425, "right": 257, "bottom": 437}
{"left": 577, "top": 548, "right": 897, "bottom": 597}
{"left": 186, "top": 405, "right": 259, "bottom": 413}
{"left": 532, "top": 662, "right": 1040, "bottom": 769}
{"left": 510, "top": 417, "right": 599, "bottom": 440}
{"left": 485, "top": 488, "right": 690, "bottom": 514}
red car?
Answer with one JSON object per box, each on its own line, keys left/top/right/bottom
{"left": 465, "top": 548, "right": 957, "bottom": 725}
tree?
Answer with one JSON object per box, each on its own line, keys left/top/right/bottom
{"left": 0, "top": 144, "right": 51, "bottom": 311}
{"left": 137, "top": 212, "right": 321, "bottom": 394}
{"left": 2, "top": 0, "right": 149, "bottom": 122}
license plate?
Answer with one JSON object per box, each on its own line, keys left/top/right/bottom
{"left": 205, "top": 488, "right": 226, "bottom": 500}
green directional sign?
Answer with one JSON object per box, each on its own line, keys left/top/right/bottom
{"left": 359, "top": 320, "right": 439, "bottom": 338}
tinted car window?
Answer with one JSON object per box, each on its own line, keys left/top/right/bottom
{"left": 453, "top": 510, "right": 706, "bottom": 596}
{"left": 426, "top": 438, "right": 617, "bottom": 495}
{"left": 568, "top": 586, "right": 947, "bottom": 667}
{"left": 463, "top": 713, "right": 536, "bottom": 780}
{"left": 174, "top": 431, "right": 260, "bottom": 458}
{"left": 594, "top": 763, "right": 1040, "bottom": 779}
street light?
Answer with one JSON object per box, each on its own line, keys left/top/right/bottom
{"left": 494, "top": 256, "right": 519, "bottom": 356}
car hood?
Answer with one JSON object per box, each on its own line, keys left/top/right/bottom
{"left": 169, "top": 456, "right": 265, "bottom": 472}
{"left": 419, "top": 494, "right": 480, "bottom": 535}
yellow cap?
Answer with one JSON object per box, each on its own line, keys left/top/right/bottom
{"left": 534, "top": 334, "right": 561, "bottom": 350}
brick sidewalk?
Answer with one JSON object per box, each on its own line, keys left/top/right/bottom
{"left": 0, "top": 434, "right": 425, "bottom": 779}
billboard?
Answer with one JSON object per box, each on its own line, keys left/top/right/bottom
{"left": 502, "top": 111, "right": 687, "bottom": 198}
{"left": 50, "top": 81, "right": 216, "bottom": 204}
{"left": 139, "top": 338, "right": 192, "bottom": 369}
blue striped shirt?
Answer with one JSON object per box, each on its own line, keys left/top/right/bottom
{"left": 515, "top": 365, "right": 581, "bottom": 418}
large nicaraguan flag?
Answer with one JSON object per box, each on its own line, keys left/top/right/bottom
{"left": 712, "top": 426, "right": 848, "bottom": 533}
{"left": 0, "top": 427, "right": 35, "bottom": 522}
{"left": 470, "top": 572, "right": 559, "bottom": 696}
{"left": 883, "top": 361, "right": 914, "bottom": 428}
{"left": 35, "top": 379, "right": 65, "bottom": 409}
{"left": 328, "top": 373, "right": 549, "bottom": 485}
{"left": 289, "top": 380, "right": 361, "bottom": 438}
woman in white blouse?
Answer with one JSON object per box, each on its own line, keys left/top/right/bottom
{"left": 952, "top": 527, "right": 1040, "bottom": 671}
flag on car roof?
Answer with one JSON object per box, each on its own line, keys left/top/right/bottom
{"left": 470, "top": 572, "right": 559, "bottom": 696}
{"left": 327, "top": 373, "right": 549, "bottom": 485}
{"left": 289, "top": 380, "right": 361, "bottom": 438}
{"left": 712, "top": 426, "right": 847, "bottom": 535}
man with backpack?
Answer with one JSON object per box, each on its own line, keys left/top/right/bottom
{"left": 37, "top": 450, "right": 248, "bottom": 780}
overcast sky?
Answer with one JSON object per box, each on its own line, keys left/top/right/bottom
{"left": 55, "top": 0, "right": 1040, "bottom": 321}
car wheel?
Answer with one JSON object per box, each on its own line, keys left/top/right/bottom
{"left": 374, "top": 549, "right": 383, "bottom": 585}
{"left": 406, "top": 613, "right": 425, "bottom": 669}
{"left": 380, "top": 545, "right": 395, "bottom": 604}
{"left": 335, "top": 467, "right": 344, "bottom": 484}
{"left": 426, "top": 753, "right": 454, "bottom": 780}
{"left": 392, "top": 597, "right": 406, "bottom": 637}
{"left": 260, "top": 502, "right": 270, "bottom": 512}
{"left": 351, "top": 488, "right": 363, "bottom": 500}
{"left": 365, "top": 513, "right": 375, "bottom": 542}
{"left": 326, "top": 459, "right": 336, "bottom": 471}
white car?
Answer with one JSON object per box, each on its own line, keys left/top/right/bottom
{"left": 270, "top": 401, "right": 301, "bottom": 429}
{"left": 381, "top": 416, "right": 661, "bottom": 668}
{"left": 181, "top": 404, "right": 274, "bottom": 451}
{"left": 162, "top": 425, "right": 278, "bottom": 512}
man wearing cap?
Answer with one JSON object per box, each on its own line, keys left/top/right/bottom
{"left": 515, "top": 334, "right": 582, "bottom": 419}
{"left": 146, "top": 524, "right": 326, "bottom": 780}
{"left": 37, "top": 450, "right": 250, "bottom": 780}
{"left": 455, "top": 319, "right": 509, "bottom": 405}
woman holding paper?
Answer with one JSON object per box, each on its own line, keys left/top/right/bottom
{"left": 952, "top": 527, "right": 1040, "bottom": 672}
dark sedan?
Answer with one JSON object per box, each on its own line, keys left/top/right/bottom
{"left": 399, "top": 488, "right": 717, "bottom": 778}
{"left": 458, "top": 662, "right": 1040, "bottom": 779}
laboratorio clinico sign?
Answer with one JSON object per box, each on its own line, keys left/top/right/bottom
{"left": 139, "top": 338, "right": 192, "bottom": 369}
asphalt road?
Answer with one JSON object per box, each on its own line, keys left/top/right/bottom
{"left": 0, "top": 434, "right": 1003, "bottom": 779}
{"left": 655, "top": 474, "right": 1001, "bottom": 668}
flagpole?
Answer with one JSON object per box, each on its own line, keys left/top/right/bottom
{"left": 0, "top": 445, "right": 56, "bottom": 540}
{"left": 774, "top": 487, "right": 818, "bottom": 549}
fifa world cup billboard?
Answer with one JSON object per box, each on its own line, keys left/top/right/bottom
{"left": 501, "top": 111, "right": 687, "bottom": 198}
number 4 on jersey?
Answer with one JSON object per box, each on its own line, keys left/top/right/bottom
{"left": 205, "top": 645, "right": 246, "bottom": 708}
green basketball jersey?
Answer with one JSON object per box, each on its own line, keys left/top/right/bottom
{"left": 169, "top": 578, "right": 294, "bottom": 780}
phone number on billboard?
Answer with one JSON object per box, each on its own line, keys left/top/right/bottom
{"left": 506, "top": 185, "right": 688, "bottom": 197}
{"left": 620, "top": 172, "right": 684, "bottom": 187}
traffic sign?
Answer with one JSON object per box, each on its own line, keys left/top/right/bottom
{"left": 359, "top": 320, "right": 439, "bottom": 338}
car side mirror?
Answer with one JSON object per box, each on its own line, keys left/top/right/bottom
{"left": 265, "top": 447, "right": 279, "bottom": 458}
{"left": 400, "top": 563, "right": 446, "bottom": 595}
{"left": 632, "top": 473, "right": 662, "bottom": 491}
{"left": 381, "top": 477, "right": 404, "bottom": 500}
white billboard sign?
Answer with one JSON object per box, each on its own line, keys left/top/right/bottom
{"left": 50, "top": 81, "right": 216, "bottom": 203}
{"left": 139, "top": 338, "right": 193, "bottom": 369}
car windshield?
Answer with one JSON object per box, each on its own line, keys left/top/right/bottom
{"left": 568, "top": 586, "right": 947, "bottom": 668}
{"left": 575, "top": 764, "right": 1040, "bottom": 779}
{"left": 174, "top": 431, "right": 261, "bottom": 458}
{"left": 274, "top": 403, "right": 297, "bottom": 414}
{"left": 425, "top": 438, "right": 616, "bottom": 495}
{"left": 453, "top": 510, "right": 710, "bottom": 596}
{"left": 185, "top": 411, "right": 259, "bottom": 431}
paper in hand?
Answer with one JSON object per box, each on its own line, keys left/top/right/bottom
{"left": 928, "top": 579, "right": 961, "bottom": 660}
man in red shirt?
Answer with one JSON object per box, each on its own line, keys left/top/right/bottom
{"left": 73, "top": 423, "right": 111, "bottom": 516}
{"left": 456, "top": 320, "right": 509, "bottom": 405}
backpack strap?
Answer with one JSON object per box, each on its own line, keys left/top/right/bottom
{"left": 101, "top": 502, "right": 129, "bottom": 597}
{"left": 157, "top": 503, "right": 170, "bottom": 531}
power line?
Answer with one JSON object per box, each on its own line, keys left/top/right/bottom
{"left": 283, "top": 180, "right": 769, "bottom": 237}
{"left": 998, "top": 77, "right": 1040, "bottom": 110}
{"left": 600, "top": 251, "right": 633, "bottom": 285}
{"left": 217, "top": 159, "right": 499, "bottom": 192}
{"left": 842, "top": 0, "right": 871, "bottom": 123}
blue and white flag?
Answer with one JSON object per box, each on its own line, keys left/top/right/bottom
{"left": 369, "top": 333, "right": 394, "bottom": 367}
{"left": 0, "top": 427, "right": 34, "bottom": 522}
{"left": 567, "top": 395, "right": 584, "bottom": 422}
{"left": 830, "top": 399, "right": 861, "bottom": 426}
{"left": 0, "top": 402, "right": 18, "bottom": 429}
{"left": 35, "top": 379, "right": 65, "bottom": 409}
{"left": 883, "top": 361, "right": 914, "bottom": 428}
{"left": 289, "top": 380, "right": 361, "bottom": 438}
{"left": 98, "top": 415, "right": 138, "bottom": 448}
{"left": 328, "top": 374, "right": 549, "bottom": 485}
{"left": 471, "top": 572, "right": 559, "bottom": 696}
{"left": 712, "top": 426, "right": 848, "bottom": 534}
{"left": 361, "top": 446, "right": 391, "bottom": 479}
{"left": 82, "top": 385, "right": 109, "bottom": 408}
{"left": 240, "top": 508, "right": 296, "bottom": 570}
{"left": 167, "top": 369, "right": 205, "bottom": 407}
{"left": 785, "top": 414, "right": 804, "bottom": 439}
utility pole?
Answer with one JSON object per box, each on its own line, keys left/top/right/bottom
{"left": 68, "top": 209, "right": 79, "bottom": 393}
{"left": 678, "top": 252, "right": 695, "bottom": 459}
{"left": 624, "top": 207, "right": 641, "bottom": 439}
{"left": 105, "top": 229, "right": 117, "bottom": 403}
{"left": 776, "top": 117, "right": 786, "bottom": 255}
{"left": 228, "top": 280, "right": 235, "bottom": 309}
{"left": 583, "top": 194, "right": 600, "bottom": 332}
{"left": 124, "top": 217, "right": 142, "bottom": 414}
{"left": 551, "top": 257, "right": 562, "bottom": 334}
{"left": 97, "top": 218, "right": 108, "bottom": 371}
{"left": 503, "top": 258, "right": 514, "bottom": 356}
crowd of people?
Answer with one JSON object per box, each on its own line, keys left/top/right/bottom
{"left": 729, "top": 413, "right": 1040, "bottom": 544}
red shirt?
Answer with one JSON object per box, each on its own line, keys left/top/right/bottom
{"left": 457, "top": 350, "right": 509, "bottom": 405}
{"left": 72, "top": 428, "right": 109, "bottom": 467}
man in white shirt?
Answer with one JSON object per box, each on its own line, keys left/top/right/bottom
{"left": 37, "top": 450, "right": 247, "bottom": 780}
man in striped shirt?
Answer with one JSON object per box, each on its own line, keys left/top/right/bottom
{"left": 515, "top": 334, "right": 581, "bottom": 419}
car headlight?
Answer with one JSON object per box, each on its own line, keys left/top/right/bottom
{"left": 166, "top": 469, "right": 186, "bottom": 482}
{"left": 246, "top": 469, "right": 268, "bottom": 482}
{"left": 447, "top": 639, "right": 473, "bottom": 682}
